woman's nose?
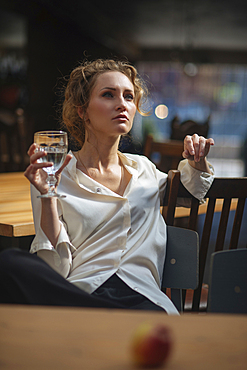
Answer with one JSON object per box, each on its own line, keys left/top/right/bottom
{"left": 116, "top": 97, "right": 127, "bottom": 110}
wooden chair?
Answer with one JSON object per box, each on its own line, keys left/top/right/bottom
{"left": 163, "top": 170, "right": 247, "bottom": 311}
{"left": 0, "top": 108, "right": 30, "bottom": 172}
{"left": 207, "top": 249, "right": 247, "bottom": 314}
{"left": 162, "top": 225, "right": 199, "bottom": 312}
{"left": 143, "top": 134, "right": 184, "bottom": 173}
{"left": 170, "top": 115, "right": 210, "bottom": 141}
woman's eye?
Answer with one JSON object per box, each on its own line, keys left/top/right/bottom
{"left": 102, "top": 91, "right": 113, "bottom": 98}
{"left": 125, "top": 94, "right": 134, "bottom": 101}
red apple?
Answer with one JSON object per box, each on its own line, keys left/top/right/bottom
{"left": 130, "top": 322, "right": 173, "bottom": 368}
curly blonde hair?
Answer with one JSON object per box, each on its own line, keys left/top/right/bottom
{"left": 62, "top": 59, "right": 149, "bottom": 148}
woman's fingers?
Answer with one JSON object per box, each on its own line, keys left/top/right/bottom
{"left": 199, "top": 137, "right": 206, "bottom": 155}
{"left": 183, "top": 135, "right": 215, "bottom": 161}
{"left": 30, "top": 150, "right": 49, "bottom": 164}
{"left": 56, "top": 154, "right": 73, "bottom": 176}
{"left": 184, "top": 135, "right": 196, "bottom": 160}
{"left": 32, "top": 162, "right": 53, "bottom": 171}
{"left": 206, "top": 138, "right": 215, "bottom": 147}
{"left": 204, "top": 138, "right": 214, "bottom": 156}
{"left": 24, "top": 162, "right": 51, "bottom": 180}
{"left": 24, "top": 164, "right": 34, "bottom": 178}
{"left": 193, "top": 135, "right": 201, "bottom": 162}
{"left": 28, "top": 143, "right": 53, "bottom": 166}
{"left": 201, "top": 138, "right": 214, "bottom": 158}
{"left": 27, "top": 143, "right": 37, "bottom": 157}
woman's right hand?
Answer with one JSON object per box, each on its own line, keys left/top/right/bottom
{"left": 24, "top": 143, "right": 53, "bottom": 195}
{"left": 24, "top": 143, "right": 72, "bottom": 195}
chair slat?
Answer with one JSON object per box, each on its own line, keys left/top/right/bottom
{"left": 215, "top": 198, "right": 231, "bottom": 252}
{"left": 229, "top": 198, "right": 246, "bottom": 249}
{"left": 162, "top": 170, "right": 180, "bottom": 225}
{"left": 192, "top": 198, "right": 216, "bottom": 311}
{"left": 188, "top": 198, "right": 199, "bottom": 230}
{"left": 200, "top": 198, "right": 216, "bottom": 271}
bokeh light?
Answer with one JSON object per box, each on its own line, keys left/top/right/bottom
{"left": 155, "top": 104, "right": 169, "bottom": 119}
{"left": 184, "top": 63, "right": 198, "bottom": 76}
{"left": 214, "top": 82, "right": 242, "bottom": 106}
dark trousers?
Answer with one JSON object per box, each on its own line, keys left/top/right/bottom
{"left": 0, "top": 248, "right": 165, "bottom": 312}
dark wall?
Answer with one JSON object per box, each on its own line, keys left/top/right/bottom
{"left": 1, "top": 1, "right": 119, "bottom": 139}
{"left": 26, "top": 9, "right": 117, "bottom": 133}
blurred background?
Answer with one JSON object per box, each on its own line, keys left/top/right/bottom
{"left": 0, "top": 0, "right": 247, "bottom": 176}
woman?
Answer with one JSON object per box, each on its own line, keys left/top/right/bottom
{"left": 0, "top": 59, "right": 214, "bottom": 314}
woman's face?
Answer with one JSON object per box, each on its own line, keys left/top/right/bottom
{"left": 83, "top": 71, "right": 137, "bottom": 140}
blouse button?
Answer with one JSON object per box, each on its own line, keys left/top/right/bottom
{"left": 96, "top": 187, "right": 101, "bottom": 193}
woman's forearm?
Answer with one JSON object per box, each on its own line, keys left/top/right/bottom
{"left": 40, "top": 198, "right": 61, "bottom": 247}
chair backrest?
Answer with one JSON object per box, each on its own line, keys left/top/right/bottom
{"left": 208, "top": 249, "right": 247, "bottom": 314}
{"left": 170, "top": 115, "right": 210, "bottom": 141}
{"left": 163, "top": 170, "right": 247, "bottom": 312}
{"left": 162, "top": 225, "right": 199, "bottom": 312}
{"left": 143, "top": 134, "right": 184, "bottom": 173}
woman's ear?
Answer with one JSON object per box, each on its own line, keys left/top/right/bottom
{"left": 78, "top": 106, "right": 89, "bottom": 124}
{"left": 77, "top": 106, "right": 84, "bottom": 119}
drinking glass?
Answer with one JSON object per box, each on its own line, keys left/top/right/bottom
{"left": 34, "top": 130, "right": 68, "bottom": 198}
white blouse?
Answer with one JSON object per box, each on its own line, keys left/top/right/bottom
{"left": 30, "top": 152, "right": 214, "bottom": 315}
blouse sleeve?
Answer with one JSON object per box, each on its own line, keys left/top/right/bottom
{"left": 155, "top": 158, "right": 214, "bottom": 205}
{"left": 29, "top": 184, "right": 74, "bottom": 278}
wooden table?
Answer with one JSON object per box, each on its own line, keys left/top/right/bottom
{"left": 0, "top": 305, "right": 246, "bottom": 370}
{"left": 0, "top": 172, "right": 35, "bottom": 237}
{"left": 0, "top": 172, "right": 238, "bottom": 238}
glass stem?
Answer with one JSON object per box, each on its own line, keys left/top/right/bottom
{"left": 46, "top": 174, "right": 57, "bottom": 195}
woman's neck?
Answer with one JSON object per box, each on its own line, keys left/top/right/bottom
{"left": 75, "top": 134, "right": 131, "bottom": 197}
{"left": 78, "top": 136, "right": 120, "bottom": 170}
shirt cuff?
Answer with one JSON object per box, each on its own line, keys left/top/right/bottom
{"left": 30, "top": 221, "right": 73, "bottom": 254}
{"left": 178, "top": 159, "right": 215, "bottom": 201}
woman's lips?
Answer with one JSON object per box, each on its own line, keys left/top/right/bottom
{"left": 113, "top": 115, "right": 128, "bottom": 121}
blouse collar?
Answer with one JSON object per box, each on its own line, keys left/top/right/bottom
{"left": 66, "top": 150, "right": 138, "bottom": 183}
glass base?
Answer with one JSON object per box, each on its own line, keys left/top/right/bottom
{"left": 37, "top": 193, "right": 66, "bottom": 198}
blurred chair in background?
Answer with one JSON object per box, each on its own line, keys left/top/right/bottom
{"left": 0, "top": 108, "right": 30, "bottom": 172}
{"left": 208, "top": 249, "right": 247, "bottom": 314}
{"left": 143, "top": 134, "right": 184, "bottom": 173}
{"left": 143, "top": 114, "right": 210, "bottom": 173}
{"left": 170, "top": 115, "right": 210, "bottom": 141}
{"left": 240, "top": 134, "right": 247, "bottom": 176}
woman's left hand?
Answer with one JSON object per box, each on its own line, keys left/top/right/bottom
{"left": 182, "top": 134, "right": 214, "bottom": 173}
